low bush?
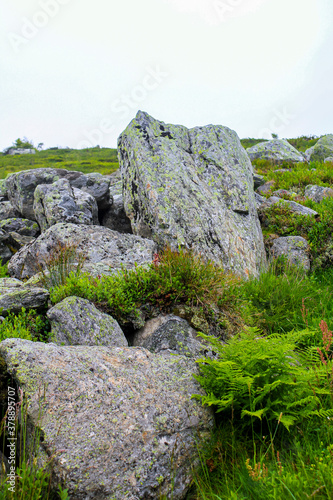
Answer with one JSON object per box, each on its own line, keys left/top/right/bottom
{"left": 0, "top": 309, "right": 49, "bottom": 343}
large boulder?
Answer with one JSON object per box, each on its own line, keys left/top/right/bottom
{"left": 0, "top": 339, "right": 214, "bottom": 499}
{"left": 304, "top": 135, "right": 333, "bottom": 162}
{"left": 133, "top": 315, "right": 204, "bottom": 358}
{"left": 33, "top": 179, "right": 98, "bottom": 231}
{"left": 0, "top": 201, "right": 20, "bottom": 219}
{"left": 304, "top": 185, "right": 333, "bottom": 203}
{"left": 0, "top": 278, "right": 49, "bottom": 315}
{"left": 8, "top": 223, "right": 156, "bottom": 279}
{"left": 5, "top": 168, "right": 68, "bottom": 220}
{"left": 246, "top": 139, "right": 305, "bottom": 164}
{"left": 0, "top": 218, "right": 40, "bottom": 237}
{"left": 47, "top": 296, "right": 128, "bottom": 347}
{"left": 6, "top": 169, "right": 111, "bottom": 220}
{"left": 118, "top": 111, "right": 266, "bottom": 278}
{"left": 259, "top": 196, "right": 319, "bottom": 218}
{"left": 270, "top": 236, "right": 310, "bottom": 271}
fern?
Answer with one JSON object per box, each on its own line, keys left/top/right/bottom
{"left": 194, "top": 327, "right": 333, "bottom": 430}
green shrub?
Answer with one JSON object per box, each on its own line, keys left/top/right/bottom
{"left": 0, "top": 260, "right": 9, "bottom": 278}
{"left": 0, "top": 309, "right": 49, "bottom": 342}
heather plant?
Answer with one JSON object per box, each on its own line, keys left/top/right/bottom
{"left": 0, "top": 309, "right": 49, "bottom": 343}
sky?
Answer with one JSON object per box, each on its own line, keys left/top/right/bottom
{"left": 1, "top": 0, "right": 333, "bottom": 150}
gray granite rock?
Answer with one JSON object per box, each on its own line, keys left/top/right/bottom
{"left": 0, "top": 230, "right": 16, "bottom": 264}
{"left": 68, "top": 172, "right": 111, "bottom": 211}
{"left": 304, "top": 185, "right": 333, "bottom": 203}
{"left": 0, "top": 279, "right": 49, "bottom": 315}
{"left": 0, "top": 339, "right": 214, "bottom": 499}
{"left": 305, "top": 135, "right": 333, "bottom": 162}
{"left": 8, "top": 223, "right": 156, "bottom": 279}
{"left": 259, "top": 196, "right": 319, "bottom": 218}
{"left": 118, "top": 111, "right": 266, "bottom": 278}
{"left": 256, "top": 180, "right": 275, "bottom": 195}
{"left": 254, "top": 192, "right": 265, "bottom": 208}
{"left": 0, "top": 218, "right": 40, "bottom": 237}
{"left": 253, "top": 173, "right": 265, "bottom": 190}
{"left": 133, "top": 315, "right": 204, "bottom": 358}
{"left": 34, "top": 178, "right": 99, "bottom": 231}
{"left": 47, "top": 296, "right": 128, "bottom": 347}
{"left": 0, "top": 201, "right": 20, "bottom": 220}
{"left": 324, "top": 156, "right": 333, "bottom": 163}
{"left": 270, "top": 236, "right": 310, "bottom": 271}
{"left": 247, "top": 139, "right": 305, "bottom": 164}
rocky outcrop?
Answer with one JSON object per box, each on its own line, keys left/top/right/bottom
{"left": 270, "top": 236, "right": 310, "bottom": 271}
{"left": 8, "top": 223, "right": 156, "bottom": 279}
{"left": 118, "top": 111, "right": 266, "bottom": 278}
{"left": 133, "top": 315, "right": 204, "bottom": 358}
{"left": 246, "top": 139, "right": 305, "bottom": 164}
{"left": 0, "top": 201, "right": 20, "bottom": 220}
{"left": 0, "top": 218, "right": 39, "bottom": 237}
{"left": 34, "top": 179, "right": 99, "bottom": 231}
{"left": 47, "top": 296, "right": 128, "bottom": 347}
{"left": 5, "top": 168, "right": 111, "bottom": 220}
{"left": 0, "top": 339, "right": 214, "bottom": 499}
{"left": 305, "top": 135, "right": 333, "bottom": 162}
{"left": 259, "top": 196, "right": 319, "bottom": 218}
{"left": 0, "top": 278, "right": 49, "bottom": 315}
{"left": 304, "top": 185, "right": 333, "bottom": 204}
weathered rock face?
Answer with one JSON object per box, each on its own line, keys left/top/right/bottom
{"left": 304, "top": 185, "right": 333, "bottom": 204}
{"left": 47, "top": 296, "right": 128, "bottom": 347}
{"left": 5, "top": 168, "right": 68, "bottom": 220}
{"left": 0, "top": 339, "right": 214, "bottom": 499}
{"left": 0, "top": 278, "right": 49, "bottom": 315}
{"left": 8, "top": 223, "right": 156, "bottom": 279}
{"left": 6, "top": 168, "right": 111, "bottom": 220}
{"left": 0, "top": 218, "right": 40, "bottom": 237}
{"left": 133, "top": 315, "right": 204, "bottom": 358}
{"left": 118, "top": 111, "right": 266, "bottom": 277}
{"left": 0, "top": 230, "right": 16, "bottom": 264}
{"left": 33, "top": 179, "right": 99, "bottom": 231}
{"left": 270, "top": 236, "right": 310, "bottom": 271}
{"left": 0, "top": 201, "right": 20, "bottom": 220}
{"left": 259, "top": 196, "right": 319, "bottom": 218}
{"left": 69, "top": 172, "right": 111, "bottom": 211}
{"left": 305, "top": 135, "right": 333, "bottom": 162}
{"left": 246, "top": 139, "right": 305, "bottom": 164}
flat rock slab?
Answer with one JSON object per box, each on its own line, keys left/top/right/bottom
{"left": 0, "top": 339, "right": 214, "bottom": 499}
{"left": 0, "top": 283, "right": 49, "bottom": 315}
{"left": 8, "top": 223, "right": 156, "bottom": 279}
{"left": 118, "top": 111, "right": 265, "bottom": 277}
{"left": 47, "top": 296, "right": 128, "bottom": 347}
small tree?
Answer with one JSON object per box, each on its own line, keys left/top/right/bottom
{"left": 13, "top": 137, "right": 34, "bottom": 149}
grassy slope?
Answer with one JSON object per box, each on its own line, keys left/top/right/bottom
{"left": 0, "top": 147, "right": 119, "bottom": 179}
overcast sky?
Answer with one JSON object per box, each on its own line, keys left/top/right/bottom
{"left": 1, "top": 0, "right": 333, "bottom": 150}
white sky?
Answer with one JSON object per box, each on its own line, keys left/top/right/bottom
{"left": 1, "top": 0, "right": 332, "bottom": 149}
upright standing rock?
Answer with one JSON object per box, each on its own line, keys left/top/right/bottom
{"left": 118, "top": 111, "right": 266, "bottom": 277}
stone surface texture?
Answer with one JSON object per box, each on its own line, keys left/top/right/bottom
{"left": 270, "top": 236, "right": 310, "bottom": 271}
{"left": 8, "top": 223, "right": 156, "bottom": 279}
{"left": 0, "top": 339, "right": 214, "bottom": 499}
{"left": 0, "top": 202, "right": 20, "bottom": 220}
{"left": 118, "top": 111, "right": 266, "bottom": 277}
{"left": 0, "top": 279, "right": 49, "bottom": 315}
{"left": 133, "top": 315, "right": 204, "bottom": 358}
{"left": 0, "top": 218, "right": 40, "bottom": 237}
{"left": 259, "top": 196, "right": 319, "bottom": 218}
{"left": 304, "top": 185, "right": 333, "bottom": 203}
{"left": 305, "top": 135, "right": 333, "bottom": 162}
{"left": 246, "top": 139, "right": 305, "bottom": 164}
{"left": 33, "top": 179, "right": 98, "bottom": 231}
{"left": 47, "top": 296, "right": 128, "bottom": 347}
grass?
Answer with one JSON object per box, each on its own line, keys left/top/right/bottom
{"left": 0, "top": 147, "right": 119, "bottom": 179}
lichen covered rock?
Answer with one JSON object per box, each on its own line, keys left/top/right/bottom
{"left": 8, "top": 223, "right": 156, "bottom": 279}
{"left": 247, "top": 139, "right": 305, "bottom": 164}
{"left": 0, "top": 279, "right": 49, "bottom": 315}
{"left": 118, "top": 111, "right": 265, "bottom": 277}
{"left": 305, "top": 135, "right": 333, "bottom": 162}
{"left": 270, "top": 236, "right": 310, "bottom": 271}
{"left": 304, "top": 185, "right": 333, "bottom": 203}
{"left": 47, "top": 296, "right": 128, "bottom": 347}
{"left": 33, "top": 178, "right": 98, "bottom": 231}
{"left": 0, "top": 339, "right": 214, "bottom": 499}
{"left": 0, "top": 218, "right": 40, "bottom": 237}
